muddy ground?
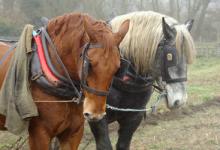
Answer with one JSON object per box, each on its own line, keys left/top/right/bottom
{"left": 79, "top": 97, "right": 220, "bottom": 150}
{"left": 0, "top": 98, "right": 219, "bottom": 150}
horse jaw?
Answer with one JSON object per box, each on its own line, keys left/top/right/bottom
{"left": 165, "top": 82, "right": 187, "bottom": 109}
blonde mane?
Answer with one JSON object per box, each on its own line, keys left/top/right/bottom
{"left": 110, "top": 11, "right": 196, "bottom": 75}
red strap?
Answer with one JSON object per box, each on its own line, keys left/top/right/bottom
{"left": 33, "top": 35, "right": 59, "bottom": 85}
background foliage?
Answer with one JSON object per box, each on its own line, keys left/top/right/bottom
{"left": 0, "top": 0, "right": 219, "bottom": 42}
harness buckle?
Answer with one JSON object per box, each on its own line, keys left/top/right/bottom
{"left": 31, "top": 71, "right": 43, "bottom": 81}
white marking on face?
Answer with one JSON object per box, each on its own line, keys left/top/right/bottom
{"left": 83, "top": 97, "right": 106, "bottom": 121}
{"left": 165, "top": 82, "right": 187, "bottom": 109}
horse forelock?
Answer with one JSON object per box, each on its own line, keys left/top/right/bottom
{"left": 110, "top": 11, "right": 196, "bottom": 75}
{"left": 83, "top": 14, "right": 114, "bottom": 57}
{"left": 174, "top": 25, "right": 196, "bottom": 64}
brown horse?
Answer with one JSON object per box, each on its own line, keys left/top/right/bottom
{"left": 0, "top": 13, "right": 129, "bottom": 150}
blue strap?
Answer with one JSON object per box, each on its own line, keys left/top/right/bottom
{"left": 0, "top": 44, "right": 17, "bottom": 65}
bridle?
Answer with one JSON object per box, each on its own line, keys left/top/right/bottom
{"left": 80, "top": 43, "right": 109, "bottom": 96}
{"left": 158, "top": 39, "right": 187, "bottom": 83}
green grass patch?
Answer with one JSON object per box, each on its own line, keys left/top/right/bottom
{"left": 188, "top": 57, "right": 220, "bottom": 78}
{"left": 0, "top": 144, "right": 11, "bottom": 150}
{"left": 187, "top": 57, "right": 220, "bottom": 104}
{"left": 188, "top": 85, "right": 218, "bottom": 102}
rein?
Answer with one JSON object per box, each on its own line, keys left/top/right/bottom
{"left": 40, "top": 29, "right": 82, "bottom": 98}
{"left": 0, "top": 39, "right": 18, "bottom": 43}
{"left": 0, "top": 44, "right": 17, "bottom": 65}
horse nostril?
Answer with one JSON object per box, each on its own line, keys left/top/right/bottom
{"left": 83, "top": 112, "right": 106, "bottom": 121}
{"left": 83, "top": 112, "right": 91, "bottom": 118}
{"left": 174, "top": 100, "right": 180, "bottom": 106}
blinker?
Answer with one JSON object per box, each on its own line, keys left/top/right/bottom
{"left": 160, "top": 43, "right": 187, "bottom": 83}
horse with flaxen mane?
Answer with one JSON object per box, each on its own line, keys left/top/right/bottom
{"left": 89, "top": 11, "right": 196, "bottom": 150}
{"left": 0, "top": 12, "right": 129, "bottom": 150}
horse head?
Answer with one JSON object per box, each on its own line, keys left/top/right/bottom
{"left": 46, "top": 14, "right": 129, "bottom": 121}
{"left": 109, "top": 11, "right": 196, "bottom": 110}
{"left": 82, "top": 17, "right": 130, "bottom": 121}
{"left": 154, "top": 17, "right": 195, "bottom": 109}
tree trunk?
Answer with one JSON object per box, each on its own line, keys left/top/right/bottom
{"left": 194, "top": 0, "right": 211, "bottom": 40}
{"left": 176, "top": 0, "right": 180, "bottom": 21}
{"left": 152, "top": 0, "right": 159, "bottom": 12}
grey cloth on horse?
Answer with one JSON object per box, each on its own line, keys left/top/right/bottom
{"left": 0, "top": 24, "right": 38, "bottom": 135}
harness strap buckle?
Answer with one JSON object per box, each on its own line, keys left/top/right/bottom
{"left": 31, "top": 71, "right": 43, "bottom": 81}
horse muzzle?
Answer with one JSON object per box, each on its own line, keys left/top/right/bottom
{"left": 83, "top": 112, "right": 106, "bottom": 122}
{"left": 165, "top": 82, "right": 187, "bottom": 109}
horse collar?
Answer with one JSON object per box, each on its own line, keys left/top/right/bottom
{"left": 31, "top": 28, "right": 82, "bottom": 102}
{"left": 31, "top": 28, "right": 109, "bottom": 103}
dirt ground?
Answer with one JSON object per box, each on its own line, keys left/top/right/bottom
{"left": 0, "top": 98, "right": 219, "bottom": 150}
{"left": 79, "top": 97, "right": 220, "bottom": 150}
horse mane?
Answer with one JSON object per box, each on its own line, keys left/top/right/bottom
{"left": 47, "top": 13, "right": 114, "bottom": 57}
{"left": 110, "top": 11, "right": 196, "bottom": 75}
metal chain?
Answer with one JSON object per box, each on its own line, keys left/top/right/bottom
{"left": 106, "top": 91, "right": 167, "bottom": 112}
{"left": 106, "top": 104, "right": 152, "bottom": 112}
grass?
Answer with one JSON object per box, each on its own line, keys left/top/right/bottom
{"left": 187, "top": 57, "right": 220, "bottom": 104}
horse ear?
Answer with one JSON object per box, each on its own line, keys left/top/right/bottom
{"left": 114, "top": 19, "right": 130, "bottom": 46}
{"left": 84, "top": 17, "right": 97, "bottom": 42}
{"left": 41, "top": 17, "right": 49, "bottom": 26}
{"left": 162, "top": 17, "right": 175, "bottom": 40}
{"left": 185, "top": 19, "right": 194, "bottom": 32}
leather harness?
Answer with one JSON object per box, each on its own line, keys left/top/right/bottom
{"left": 31, "top": 27, "right": 109, "bottom": 103}
{"left": 0, "top": 26, "right": 186, "bottom": 104}
{"left": 113, "top": 58, "right": 154, "bottom": 93}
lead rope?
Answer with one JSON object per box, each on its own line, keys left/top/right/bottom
{"left": 106, "top": 91, "right": 167, "bottom": 112}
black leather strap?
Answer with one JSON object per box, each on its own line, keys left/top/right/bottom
{"left": 165, "top": 77, "right": 187, "bottom": 83}
{"left": 41, "top": 29, "right": 71, "bottom": 84}
{"left": 112, "top": 58, "right": 153, "bottom": 93}
{"left": 112, "top": 76, "right": 152, "bottom": 93}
